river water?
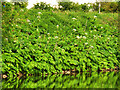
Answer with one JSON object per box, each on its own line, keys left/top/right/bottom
{"left": 2, "top": 71, "right": 120, "bottom": 88}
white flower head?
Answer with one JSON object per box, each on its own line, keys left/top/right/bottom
{"left": 37, "top": 16, "right": 40, "bottom": 18}
{"left": 27, "top": 19, "right": 30, "bottom": 22}
{"left": 85, "top": 42, "right": 88, "bottom": 45}
{"left": 53, "top": 5, "right": 59, "bottom": 9}
{"left": 94, "top": 30, "right": 96, "bottom": 32}
{"left": 108, "top": 37, "right": 110, "bottom": 40}
{"left": 83, "top": 36, "right": 86, "bottom": 39}
{"left": 59, "top": 5, "right": 62, "bottom": 8}
{"left": 94, "top": 26, "right": 96, "bottom": 28}
{"left": 94, "top": 16, "right": 97, "bottom": 18}
{"left": 74, "top": 43, "right": 77, "bottom": 45}
{"left": 57, "top": 25, "right": 59, "bottom": 28}
{"left": 93, "top": 35, "right": 96, "bottom": 37}
{"left": 47, "top": 33, "right": 50, "bottom": 35}
{"left": 5, "top": 38, "right": 8, "bottom": 41}
{"left": 76, "top": 36, "right": 80, "bottom": 39}
{"left": 72, "top": 18, "right": 76, "bottom": 20}
{"left": 48, "top": 37, "right": 51, "bottom": 39}
{"left": 88, "top": 4, "right": 90, "bottom": 7}
{"left": 16, "top": 25, "right": 18, "bottom": 26}
{"left": 20, "top": 9, "right": 24, "bottom": 11}
{"left": 91, "top": 46, "right": 94, "bottom": 48}
{"left": 17, "top": 18, "right": 20, "bottom": 21}
{"left": 38, "top": 12, "right": 42, "bottom": 15}
{"left": 62, "top": 49, "right": 65, "bottom": 51}
{"left": 89, "top": 9, "right": 93, "bottom": 12}
{"left": 90, "top": 31, "right": 92, "bottom": 33}
{"left": 73, "top": 29, "right": 76, "bottom": 31}
{"left": 36, "top": 28, "right": 38, "bottom": 31}
{"left": 29, "top": 23, "right": 32, "bottom": 25}
{"left": 85, "top": 33, "right": 87, "bottom": 35}
{"left": 33, "top": 49, "right": 35, "bottom": 51}
{"left": 55, "top": 36, "right": 58, "bottom": 39}
{"left": 101, "top": 27, "right": 103, "bottom": 29}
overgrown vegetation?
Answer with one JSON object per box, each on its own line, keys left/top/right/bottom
{"left": 58, "top": 1, "right": 119, "bottom": 12}
{"left": 2, "top": 2, "right": 120, "bottom": 78}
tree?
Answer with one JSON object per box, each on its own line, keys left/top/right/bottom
{"left": 10, "top": 0, "right": 28, "bottom": 8}
{"left": 58, "top": 2, "right": 72, "bottom": 10}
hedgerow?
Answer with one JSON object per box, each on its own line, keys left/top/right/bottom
{"left": 2, "top": 4, "right": 120, "bottom": 78}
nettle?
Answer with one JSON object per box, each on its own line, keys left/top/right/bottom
{"left": 2, "top": 8, "right": 119, "bottom": 77}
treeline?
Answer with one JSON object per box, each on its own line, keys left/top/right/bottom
{"left": 2, "top": 1, "right": 119, "bottom": 13}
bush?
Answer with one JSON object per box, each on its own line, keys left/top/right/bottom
{"left": 58, "top": 1, "right": 82, "bottom": 11}
{"left": 2, "top": 2, "right": 28, "bottom": 12}
{"left": 33, "top": 2, "right": 53, "bottom": 10}
{"left": 102, "top": 2, "right": 118, "bottom": 13}
{"left": 13, "top": 2, "right": 28, "bottom": 8}
{"left": 79, "top": 3, "right": 89, "bottom": 12}
{"left": 69, "top": 2, "right": 82, "bottom": 11}
{"left": 93, "top": 2, "right": 118, "bottom": 13}
{"left": 58, "top": 1, "right": 73, "bottom": 10}
{"left": 2, "top": 2, "right": 13, "bottom": 12}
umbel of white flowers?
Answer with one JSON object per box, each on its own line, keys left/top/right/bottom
{"left": 57, "top": 25, "right": 59, "bottom": 29}
{"left": 73, "top": 29, "right": 76, "bottom": 31}
{"left": 38, "top": 12, "right": 42, "bottom": 15}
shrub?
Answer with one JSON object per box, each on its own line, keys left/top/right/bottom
{"left": 58, "top": 1, "right": 73, "bottom": 10}
{"left": 13, "top": 2, "right": 28, "bottom": 8}
{"left": 79, "top": 3, "right": 89, "bottom": 12}
{"left": 33, "top": 2, "right": 53, "bottom": 10}
{"left": 93, "top": 2, "right": 118, "bottom": 13}
{"left": 2, "top": 2, "right": 13, "bottom": 12}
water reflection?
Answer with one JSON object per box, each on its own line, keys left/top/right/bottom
{"left": 2, "top": 71, "right": 120, "bottom": 88}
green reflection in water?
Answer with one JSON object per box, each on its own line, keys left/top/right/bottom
{"left": 2, "top": 71, "right": 120, "bottom": 88}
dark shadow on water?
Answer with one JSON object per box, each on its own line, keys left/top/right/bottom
{"left": 2, "top": 71, "right": 120, "bottom": 88}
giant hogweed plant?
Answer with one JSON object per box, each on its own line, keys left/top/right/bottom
{"left": 2, "top": 7, "right": 120, "bottom": 77}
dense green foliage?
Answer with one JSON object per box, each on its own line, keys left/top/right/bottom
{"left": 93, "top": 2, "right": 119, "bottom": 13}
{"left": 2, "top": 1, "right": 119, "bottom": 12}
{"left": 2, "top": 72, "right": 120, "bottom": 88}
{"left": 33, "top": 2, "right": 53, "bottom": 10}
{"left": 2, "top": 2, "right": 119, "bottom": 77}
{"left": 58, "top": 1, "right": 80, "bottom": 11}
{"left": 2, "top": 2, "right": 28, "bottom": 10}
{"left": 58, "top": 1, "right": 119, "bottom": 12}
